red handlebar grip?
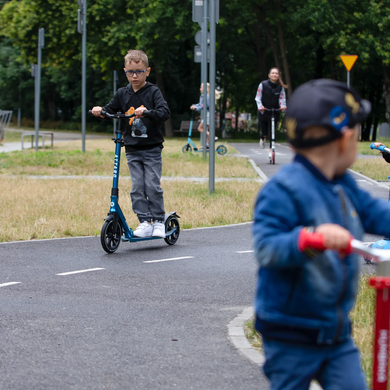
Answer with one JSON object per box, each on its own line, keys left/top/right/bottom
{"left": 298, "top": 229, "right": 353, "bottom": 254}
{"left": 298, "top": 229, "right": 326, "bottom": 252}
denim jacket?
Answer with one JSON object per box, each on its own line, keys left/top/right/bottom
{"left": 253, "top": 154, "right": 390, "bottom": 344}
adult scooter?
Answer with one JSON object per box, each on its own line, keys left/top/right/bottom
{"left": 182, "top": 110, "right": 227, "bottom": 155}
{"left": 89, "top": 109, "right": 180, "bottom": 254}
{"left": 265, "top": 108, "right": 280, "bottom": 165}
{"left": 363, "top": 142, "right": 390, "bottom": 263}
{"left": 299, "top": 229, "right": 390, "bottom": 390}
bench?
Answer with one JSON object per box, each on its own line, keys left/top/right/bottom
{"left": 21, "top": 132, "right": 54, "bottom": 150}
{"left": 174, "top": 120, "right": 199, "bottom": 136}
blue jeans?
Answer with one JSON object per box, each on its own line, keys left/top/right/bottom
{"left": 126, "top": 147, "right": 165, "bottom": 223}
{"left": 262, "top": 337, "right": 367, "bottom": 390}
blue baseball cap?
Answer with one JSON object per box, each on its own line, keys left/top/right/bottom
{"left": 285, "top": 79, "right": 371, "bottom": 149}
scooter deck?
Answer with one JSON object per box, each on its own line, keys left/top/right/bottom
{"left": 121, "top": 227, "right": 178, "bottom": 242}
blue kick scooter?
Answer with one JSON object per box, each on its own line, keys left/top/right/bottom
{"left": 89, "top": 110, "right": 180, "bottom": 254}
{"left": 363, "top": 142, "right": 390, "bottom": 263}
{"left": 182, "top": 110, "right": 227, "bottom": 155}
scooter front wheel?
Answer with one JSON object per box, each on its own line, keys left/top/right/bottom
{"left": 164, "top": 215, "right": 180, "bottom": 245}
{"left": 182, "top": 144, "right": 193, "bottom": 153}
{"left": 101, "top": 219, "right": 122, "bottom": 253}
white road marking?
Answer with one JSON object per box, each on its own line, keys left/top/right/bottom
{"left": 236, "top": 250, "right": 254, "bottom": 254}
{"left": 144, "top": 256, "right": 194, "bottom": 264}
{"left": 56, "top": 268, "right": 105, "bottom": 276}
{"left": 0, "top": 282, "right": 21, "bottom": 288}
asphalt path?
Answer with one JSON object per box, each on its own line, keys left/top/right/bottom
{"left": 0, "top": 224, "right": 267, "bottom": 390}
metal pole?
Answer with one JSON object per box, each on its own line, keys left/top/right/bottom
{"left": 347, "top": 71, "right": 350, "bottom": 88}
{"left": 81, "top": 0, "right": 87, "bottom": 152}
{"left": 113, "top": 70, "right": 118, "bottom": 135}
{"left": 201, "top": 0, "right": 208, "bottom": 159}
{"left": 209, "top": 0, "right": 216, "bottom": 193}
{"left": 35, "top": 28, "right": 44, "bottom": 151}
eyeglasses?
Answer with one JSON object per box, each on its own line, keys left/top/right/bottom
{"left": 124, "top": 69, "right": 149, "bottom": 77}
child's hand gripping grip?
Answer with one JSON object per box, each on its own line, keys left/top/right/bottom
{"left": 297, "top": 229, "right": 352, "bottom": 254}
{"left": 370, "top": 142, "right": 387, "bottom": 152}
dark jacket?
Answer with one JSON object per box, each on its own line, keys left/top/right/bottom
{"left": 257, "top": 80, "right": 283, "bottom": 122}
{"left": 103, "top": 82, "right": 170, "bottom": 151}
{"left": 253, "top": 154, "right": 390, "bottom": 345}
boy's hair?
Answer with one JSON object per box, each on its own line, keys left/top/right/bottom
{"left": 124, "top": 50, "right": 149, "bottom": 68}
{"left": 285, "top": 79, "right": 370, "bottom": 149}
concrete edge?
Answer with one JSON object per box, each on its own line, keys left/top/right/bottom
{"left": 348, "top": 168, "right": 389, "bottom": 189}
{"left": 228, "top": 307, "right": 322, "bottom": 390}
{"left": 248, "top": 159, "right": 268, "bottom": 182}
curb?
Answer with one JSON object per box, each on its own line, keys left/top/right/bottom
{"left": 228, "top": 307, "right": 322, "bottom": 390}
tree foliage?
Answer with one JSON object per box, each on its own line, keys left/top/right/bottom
{"left": 0, "top": 0, "right": 388, "bottom": 138}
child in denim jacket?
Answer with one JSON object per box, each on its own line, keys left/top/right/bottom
{"left": 253, "top": 79, "right": 390, "bottom": 390}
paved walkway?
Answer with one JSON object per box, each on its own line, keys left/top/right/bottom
{"left": 0, "top": 129, "right": 111, "bottom": 153}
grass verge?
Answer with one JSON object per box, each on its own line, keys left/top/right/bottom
{"left": 244, "top": 274, "right": 376, "bottom": 388}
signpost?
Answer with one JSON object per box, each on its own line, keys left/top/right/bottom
{"left": 34, "top": 28, "right": 45, "bottom": 151}
{"left": 78, "top": 0, "right": 87, "bottom": 152}
{"left": 193, "top": 0, "right": 218, "bottom": 192}
{"left": 340, "top": 55, "right": 358, "bottom": 88}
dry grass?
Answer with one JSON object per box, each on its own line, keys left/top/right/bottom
{"left": 0, "top": 138, "right": 257, "bottom": 178}
{"left": 0, "top": 177, "right": 260, "bottom": 242}
{"left": 352, "top": 157, "right": 390, "bottom": 181}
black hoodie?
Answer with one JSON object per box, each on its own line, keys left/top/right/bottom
{"left": 103, "top": 82, "right": 170, "bottom": 151}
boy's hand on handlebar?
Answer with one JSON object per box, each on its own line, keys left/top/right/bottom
{"left": 135, "top": 106, "right": 147, "bottom": 118}
{"left": 92, "top": 106, "right": 104, "bottom": 118}
{"left": 315, "top": 224, "right": 352, "bottom": 252}
{"left": 280, "top": 106, "right": 287, "bottom": 112}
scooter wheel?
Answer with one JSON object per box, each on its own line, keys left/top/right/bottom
{"left": 101, "top": 219, "right": 122, "bottom": 254}
{"left": 182, "top": 144, "right": 193, "bottom": 153}
{"left": 164, "top": 215, "right": 180, "bottom": 246}
{"left": 216, "top": 145, "right": 227, "bottom": 155}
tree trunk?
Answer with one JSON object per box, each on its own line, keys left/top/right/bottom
{"left": 260, "top": 9, "right": 281, "bottom": 72}
{"left": 383, "top": 66, "right": 390, "bottom": 126}
{"left": 252, "top": 9, "right": 268, "bottom": 79}
{"left": 276, "top": 1, "right": 293, "bottom": 96}
{"left": 372, "top": 116, "right": 379, "bottom": 142}
{"left": 154, "top": 60, "right": 174, "bottom": 137}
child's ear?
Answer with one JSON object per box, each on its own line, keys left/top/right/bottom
{"left": 339, "top": 129, "right": 355, "bottom": 153}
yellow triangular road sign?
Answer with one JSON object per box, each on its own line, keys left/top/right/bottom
{"left": 340, "top": 55, "right": 358, "bottom": 71}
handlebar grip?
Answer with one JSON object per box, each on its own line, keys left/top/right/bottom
{"left": 298, "top": 229, "right": 327, "bottom": 252}
{"left": 298, "top": 229, "right": 353, "bottom": 254}
{"left": 370, "top": 142, "right": 390, "bottom": 153}
{"left": 88, "top": 110, "right": 93, "bottom": 115}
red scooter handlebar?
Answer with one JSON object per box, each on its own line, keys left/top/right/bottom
{"left": 297, "top": 229, "right": 352, "bottom": 254}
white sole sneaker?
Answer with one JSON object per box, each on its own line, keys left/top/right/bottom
{"left": 133, "top": 222, "right": 153, "bottom": 237}
{"left": 152, "top": 222, "right": 166, "bottom": 238}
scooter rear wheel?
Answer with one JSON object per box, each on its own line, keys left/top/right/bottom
{"left": 101, "top": 219, "right": 122, "bottom": 254}
{"left": 164, "top": 215, "right": 180, "bottom": 245}
{"left": 216, "top": 145, "right": 227, "bottom": 155}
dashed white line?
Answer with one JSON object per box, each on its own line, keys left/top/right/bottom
{"left": 236, "top": 250, "right": 254, "bottom": 254}
{"left": 56, "top": 268, "right": 105, "bottom": 276}
{"left": 0, "top": 282, "right": 21, "bottom": 288}
{"left": 144, "top": 256, "right": 194, "bottom": 264}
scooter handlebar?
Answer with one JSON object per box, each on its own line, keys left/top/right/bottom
{"left": 370, "top": 142, "right": 390, "bottom": 154}
{"left": 298, "top": 229, "right": 352, "bottom": 254}
{"left": 88, "top": 110, "right": 151, "bottom": 119}
{"left": 298, "top": 229, "right": 390, "bottom": 262}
